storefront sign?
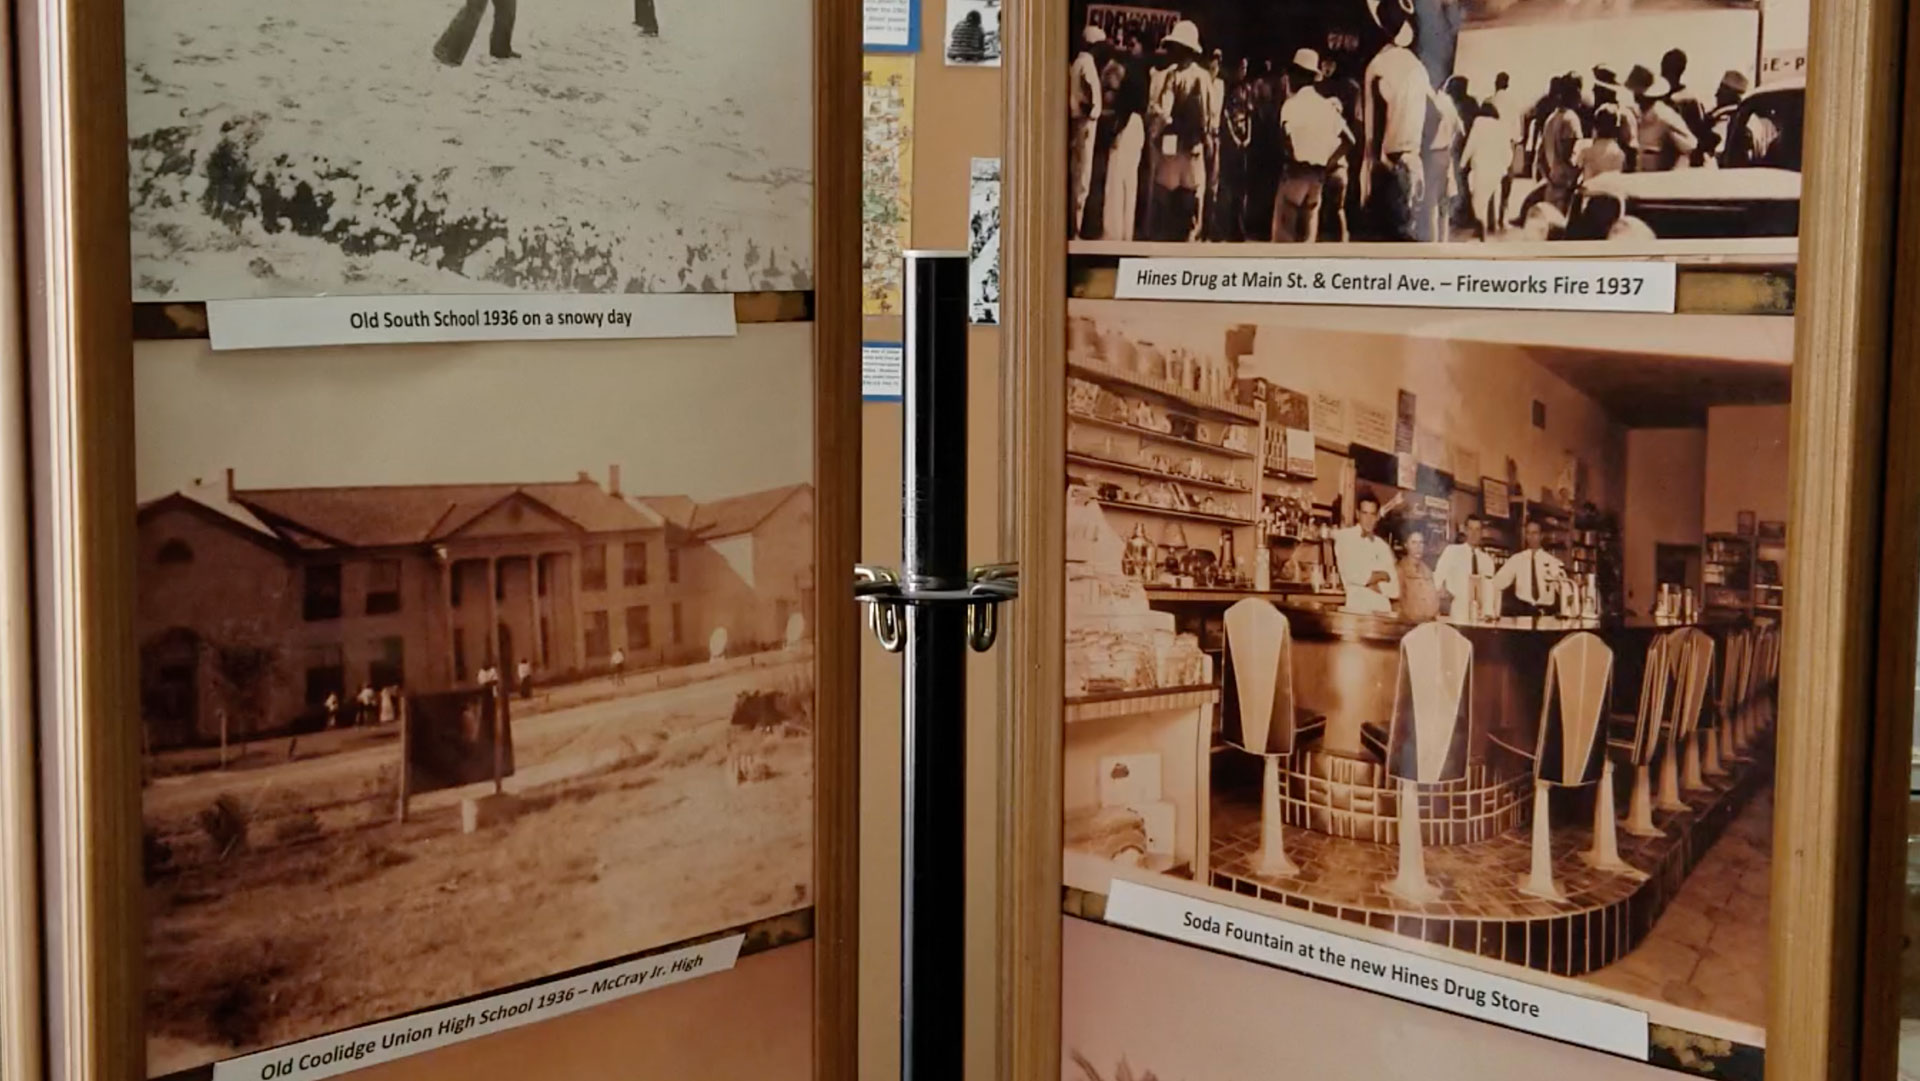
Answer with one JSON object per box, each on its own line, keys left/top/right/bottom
{"left": 1113, "top": 259, "right": 1678, "bottom": 314}
{"left": 206, "top": 293, "right": 738, "bottom": 350}
{"left": 863, "top": 341, "right": 905, "bottom": 400}
{"left": 1352, "top": 401, "right": 1394, "bottom": 453}
{"left": 1105, "top": 882, "right": 1648, "bottom": 1059}
{"left": 1483, "top": 477, "right": 1512, "bottom": 519}
{"left": 1312, "top": 392, "right": 1348, "bottom": 445}
{"left": 211, "top": 935, "right": 745, "bottom": 1081}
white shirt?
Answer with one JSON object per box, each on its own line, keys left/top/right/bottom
{"left": 1281, "top": 87, "right": 1349, "bottom": 167}
{"left": 1492, "top": 548, "right": 1567, "bottom": 607}
{"left": 1334, "top": 525, "right": 1400, "bottom": 614}
{"left": 1432, "top": 542, "right": 1497, "bottom": 619}
{"left": 1364, "top": 45, "right": 1430, "bottom": 159}
{"left": 612, "top": 649, "right": 626, "bottom": 665}
{"left": 1071, "top": 52, "right": 1103, "bottom": 121}
{"left": 516, "top": 662, "right": 531, "bottom": 680}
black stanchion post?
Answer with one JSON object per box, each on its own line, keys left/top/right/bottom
{"left": 853, "top": 251, "right": 1016, "bottom": 1081}
{"left": 900, "top": 250, "right": 969, "bottom": 1081}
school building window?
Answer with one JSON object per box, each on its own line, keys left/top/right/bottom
{"left": 365, "top": 559, "right": 402, "bottom": 615}
{"left": 667, "top": 546, "right": 680, "bottom": 584}
{"left": 584, "top": 611, "right": 612, "bottom": 660}
{"left": 671, "top": 602, "right": 683, "bottom": 645}
{"left": 624, "top": 542, "right": 648, "bottom": 586}
{"left": 626, "top": 605, "right": 652, "bottom": 650}
{"left": 303, "top": 563, "right": 342, "bottom": 622}
{"left": 582, "top": 544, "right": 608, "bottom": 592}
{"left": 157, "top": 538, "right": 194, "bottom": 565}
{"left": 453, "top": 628, "right": 468, "bottom": 682}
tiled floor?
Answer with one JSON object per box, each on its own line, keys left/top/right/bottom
{"left": 1210, "top": 778, "right": 1773, "bottom": 1022}
{"left": 1581, "top": 789, "right": 1772, "bottom": 1028}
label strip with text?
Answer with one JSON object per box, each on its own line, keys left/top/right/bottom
{"left": 1114, "top": 258, "right": 1677, "bottom": 314}
{"left": 1104, "top": 880, "right": 1648, "bottom": 1059}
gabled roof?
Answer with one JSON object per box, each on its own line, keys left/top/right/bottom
{"left": 142, "top": 474, "right": 808, "bottom": 553}
{"left": 231, "top": 479, "right": 661, "bottom": 550}
{"left": 684, "top": 484, "right": 812, "bottom": 540}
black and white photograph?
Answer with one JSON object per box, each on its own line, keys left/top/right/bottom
{"left": 969, "top": 156, "right": 1003, "bottom": 325}
{"left": 1065, "top": 0, "right": 1805, "bottom": 253}
{"left": 945, "top": 0, "right": 1004, "bottom": 65}
{"left": 1063, "top": 297, "right": 1792, "bottom": 1053}
{"left": 135, "top": 333, "right": 816, "bottom": 1075}
{"left": 125, "top": 0, "right": 813, "bottom": 300}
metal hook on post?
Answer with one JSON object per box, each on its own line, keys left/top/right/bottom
{"left": 855, "top": 564, "right": 908, "bottom": 653}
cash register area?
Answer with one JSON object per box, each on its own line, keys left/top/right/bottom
{"left": 1062, "top": 299, "right": 1790, "bottom": 1031}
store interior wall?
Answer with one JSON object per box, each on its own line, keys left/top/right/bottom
{"left": 859, "top": 2, "right": 1004, "bottom": 1075}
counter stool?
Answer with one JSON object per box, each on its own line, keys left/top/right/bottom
{"left": 1612, "top": 631, "right": 1676, "bottom": 838}
{"left": 1664, "top": 627, "right": 1718, "bottom": 806}
{"left": 1381, "top": 621, "right": 1475, "bottom": 904}
{"left": 1735, "top": 629, "right": 1758, "bottom": 756}
{"left": 1720, "top": 629, "right": 1751, "bottom": 775}
{"left": 1710, "top": 629, "right": 1750, "bottom": 774}
{"left": 1222, "top": 599, "right": 1326, "bottom": 878}
{"left": 1520, "top": 632, "right": 1620, "bottom": 900}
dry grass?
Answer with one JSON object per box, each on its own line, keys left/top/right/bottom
{"left": 143, "top": 661, "right": 813, "bottom": 1075}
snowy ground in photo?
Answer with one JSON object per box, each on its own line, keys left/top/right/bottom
{"left": 126, "top": 0, "right": 812, "bottom": 299}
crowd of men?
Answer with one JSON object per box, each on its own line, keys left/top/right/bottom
{"left": 1069, "top": 2, "right": 1786, "bottom": 244}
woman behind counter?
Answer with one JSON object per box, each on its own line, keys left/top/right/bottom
{"left": 1397, "top": 530, "right": 1442, "bottom": 622}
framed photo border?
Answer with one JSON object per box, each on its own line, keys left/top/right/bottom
{"left": 999, "top": 2, "right": 1918, "bottom": 1081}
{"left": 12, "top": 0, "right": 864, "bottom": 1076}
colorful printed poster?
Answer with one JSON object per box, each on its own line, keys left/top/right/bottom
{"left": 862, "top": 55, "right": 915, "bottom": 316}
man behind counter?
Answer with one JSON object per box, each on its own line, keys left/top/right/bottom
{"left": 1492, "top": 520, "right": 1566, "bottom": 617}
{"left": 1334, "top": 494, "right": 1400, "bottom": 614}
{"left": 1434, "top": 514, "right": 1498, "bottom": 620}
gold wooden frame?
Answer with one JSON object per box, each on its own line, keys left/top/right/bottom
{"left": 999, "top": 2, "right": 1914, "bottom": 1079}
{"left": 11, "top": 0, "right": 862, "bottom": 1076}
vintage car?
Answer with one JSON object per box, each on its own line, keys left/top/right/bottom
{"left": 1571, "top": 80, "right": 1804, "bottom": 239}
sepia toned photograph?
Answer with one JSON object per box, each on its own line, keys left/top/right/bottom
{"left": 1066, "top": 0, "right": 1805, "bottom": 253}
{"left": 125, "top": 0, "right": 813, "bottom": 300}
{"left": 135, "top": 332, "right": 816, "bottom": 1075}
{"left": 1062, "top": 297, "right": 1789, "bottom": 1048}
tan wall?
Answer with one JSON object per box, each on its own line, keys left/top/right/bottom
{"left": 1704, "top": 404, "right": 1792, "bottom": 534}
{"left": 347, "top": 942, "right": 814, "bottom": 1081}
{"left": 1622, "top": 427, "right": 1708, "bottom": 616}
{"left": 861, "top": 2, "right": 1005, "bottom": 1075}
{"left": 1232, "top": 316, "right": 1630, "bottom": 512}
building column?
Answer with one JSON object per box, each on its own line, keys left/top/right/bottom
{"left": 530, "top": 554, "right": 546, "bottom": 669}
{"left": 575, "top": 543, "right": 590, "bottom": 662}
{"left": 440, "top": 555, "right": 457, "bottom": 683}
{"left": 485, "top": 557, "right": 500, "bottom": 666}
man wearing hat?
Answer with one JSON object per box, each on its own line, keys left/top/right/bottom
{"left": 1707, "top": 69, "right": 1775, "bottom": 164}
{"left": 1361, "top": 0, "right": 1433, "bottom": 240}
{"left": 1590, "top": 63, "right": 1638, "bottom": 170}
{"left": 1625, "top": 63, "right": 1698, "bottom": 172}
{"left": 1148, "top": 19, "right": 1210, "bottom": 241}
{"left": 1071, "top": 25, "right": 1109, "bottom": 239}
{"left": 1273, "top": 48, "right": 1352, "bottom": 242}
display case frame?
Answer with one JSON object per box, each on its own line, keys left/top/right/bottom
{"left": 12, "top": 0, "right": 863, "bottom": 1075}
{"left": 999, "top": 2, "right": 1919, "bottom": 1080}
